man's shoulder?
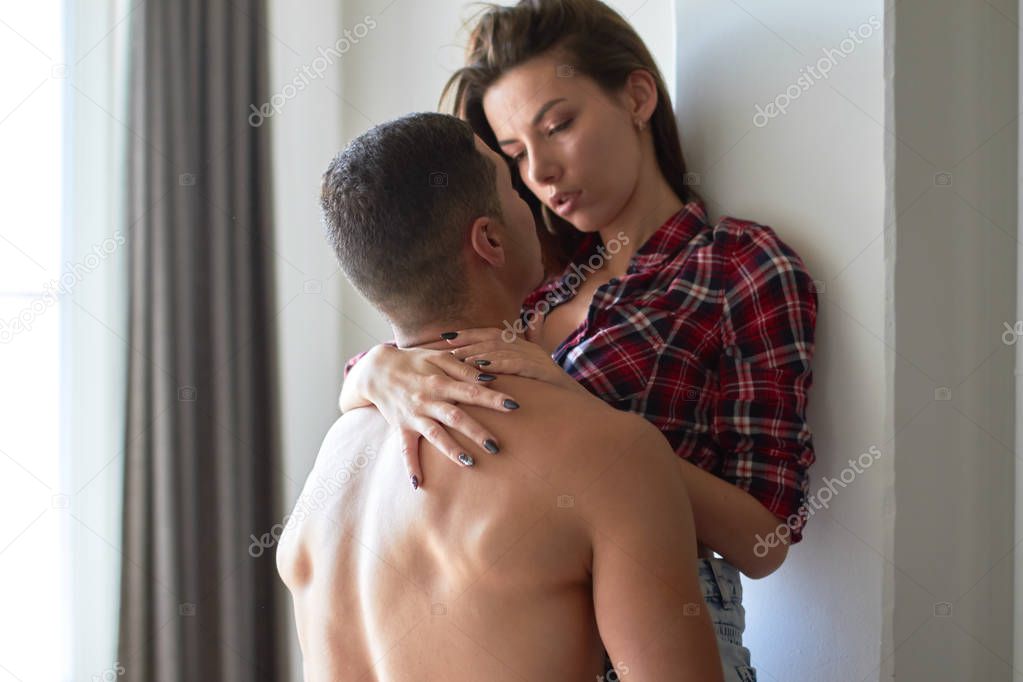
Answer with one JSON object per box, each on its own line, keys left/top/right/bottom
{"left": 302, "top": 408, "right": 391, "bottom": 501}
{"left": 461, "top": 376, "right": 660, "bottom": 477}
{"left": 472, "top": 375, "right": 639, "bottom": 431}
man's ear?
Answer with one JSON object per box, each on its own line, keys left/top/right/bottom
{"left": 468, "top": 215, "right": 505, "bottom": 267}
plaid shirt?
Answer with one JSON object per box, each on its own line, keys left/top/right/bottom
{"left": 344, "top": 200, "right": 818, "bottom": 542}
{"left": 519, "top": 200, "right": 818, "bottom": 543}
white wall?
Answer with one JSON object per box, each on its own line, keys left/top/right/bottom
{"left": 267, "top": 2, "right": 348, "bottom": 678}
{"left": 676, "top": 1, "right": 889, "bottom": 679}
{"left": 677, "top": 1, "right": 1019, "bottom": 680}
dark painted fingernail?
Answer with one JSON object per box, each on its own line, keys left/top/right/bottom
{"left": 477, "top": 373, "right": 496, "bottom": 382}
{"left": 457, "top": 452, "right": 475, "bottom": 467}
{"left": 503, "top": 399, "right": 520, "bottom": 410}
{"left": 410, "top": 474, "right": 419, "bottom": 490}
{"left": 474, "top": 359, "right": 491, "bottom": 367}
{"left": 483, "top": 438, "right": 499, "bottom": 454}
{"left": 440, "top": 331, "right": 458, "bottom": 340}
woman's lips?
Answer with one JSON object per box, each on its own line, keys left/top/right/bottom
{"left": 553, "top": 190, "right": 581, "bottom": 217}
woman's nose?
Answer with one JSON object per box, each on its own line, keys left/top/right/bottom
{"left": 527, "top": 150, "right": 561, "bottom": 187}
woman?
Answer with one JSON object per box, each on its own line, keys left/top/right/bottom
{"left": 340, "top": 1, "right": 818, "bottom": 679}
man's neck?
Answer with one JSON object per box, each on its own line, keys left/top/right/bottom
{"left": 394, "top": 307, "right": 523, "bottom": 350}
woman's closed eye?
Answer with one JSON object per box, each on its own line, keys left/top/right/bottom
{"left": 546, "top": 119, "right": 573, "bottom": 137}
{"left": 509, "top": 119, "right": 574, "bottom": 163}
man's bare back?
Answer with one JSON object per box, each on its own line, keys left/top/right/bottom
{"left": 277, "top": 374, "right": 723, "bottom": 681}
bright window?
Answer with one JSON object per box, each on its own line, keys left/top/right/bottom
{"left": 0, "top": 2, "right": 67, "bottom": 680}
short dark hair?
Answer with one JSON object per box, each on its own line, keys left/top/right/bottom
{"left": 320, "top": 112, "right": 504, "bottom": 329}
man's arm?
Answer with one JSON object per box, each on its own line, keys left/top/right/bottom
{"left": 582, "top": 416, "right": 724, "bottom": 682}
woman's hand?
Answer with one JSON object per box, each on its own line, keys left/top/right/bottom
{"left": 444, "top": 327, "right": 586, "bottom": 394}
{"left": 340, "top": 343, "right": 520, "bottom": 490}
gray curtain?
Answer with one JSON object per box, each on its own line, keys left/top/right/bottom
{"left": 117, "top": 1, "right": 284, "bottom": 680}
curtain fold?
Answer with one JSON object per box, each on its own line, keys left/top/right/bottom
{"left": 117, "top": 1, "right": 284, "bottom": 679}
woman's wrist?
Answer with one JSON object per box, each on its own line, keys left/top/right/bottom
{"left": 361, "top": 343, "right": 399, "bottom": 404}
{"left": 340, "top": 343, "right": 393, "bottom": 412}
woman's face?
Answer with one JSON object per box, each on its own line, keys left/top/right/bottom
{"left": 482, "top": 52, "right": 645, "bottom": 234}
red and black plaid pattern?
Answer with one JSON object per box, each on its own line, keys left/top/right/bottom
{"left": 520, "top": 200, "right": 818, "bottom": 542}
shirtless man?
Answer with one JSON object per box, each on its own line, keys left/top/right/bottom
{"left": 276, "top": 112, "right": 724, "bottom": 681}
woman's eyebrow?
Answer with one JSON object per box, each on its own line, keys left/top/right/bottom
{"left": 497, "top": 97, "right": 567, "bottom": 146}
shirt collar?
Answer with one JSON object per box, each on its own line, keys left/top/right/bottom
{"left": 523, "top": 199, "right": 708, "bottom": 310}
{"left": 627, "top": 199, "right": 708, "bottom": 274}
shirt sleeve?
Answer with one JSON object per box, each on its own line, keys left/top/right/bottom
{"left": 713, "top": 223, "right": 818, "bottom": 544}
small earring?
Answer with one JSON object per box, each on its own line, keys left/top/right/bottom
{"left": 635, "top": 118, "right": 646, "bottom": 131}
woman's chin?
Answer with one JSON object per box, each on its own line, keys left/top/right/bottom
{"left": 565, "top": 214, "right": 600, "bottom": 234}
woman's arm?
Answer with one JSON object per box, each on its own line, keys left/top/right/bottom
{"left": 676, "top": 459, "right": 788, "bottom": 579}
{"left": 707, "top": 223, "right": 819, "bottom": 576}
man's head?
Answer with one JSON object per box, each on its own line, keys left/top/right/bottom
{"left": 320, "top": 112, "right": 544, "bottom": 341}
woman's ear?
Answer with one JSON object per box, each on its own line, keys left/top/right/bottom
{"left": 623, "top": 69, "right": 658, "bottom": 124}
{"left": 468, "top": 215, "right": 506, "bottom": 267}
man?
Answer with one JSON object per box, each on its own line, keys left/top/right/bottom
{"left": 276, "top": 112, "right": 724, "bottom": 681}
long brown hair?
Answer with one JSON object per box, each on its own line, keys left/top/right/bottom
{"left": 440, "top": 0, "right": 701, "bottom": 273}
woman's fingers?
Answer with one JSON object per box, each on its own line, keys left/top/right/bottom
{"left": 419, "top": 400, "right": 502, "bottom": 457}
{"left": 409, "top": 415, "right": 480, "bottom": 468}
{"left": 462, "top": 352, "right": 535, "bottom": 376}
{"left": 425, "top": 355, "right": 520, "bottom": 411}
{"left": 429, "top": 350, "right": 492, "bottom": 382}
{"left": 449, "top": 340, "right": 510, "bottom": 361}
{"left": 398, "top": 428, "right": 424, "bottom": 490}
{"left": 440, "top": 327, "right": 513, "bottom": 348}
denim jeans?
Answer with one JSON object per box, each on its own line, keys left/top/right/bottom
{"left": 698, "top": 557, "right": 757, "bottom": 682}
{"left": 598, "top": 557, "right": 756, "bottom": 682}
